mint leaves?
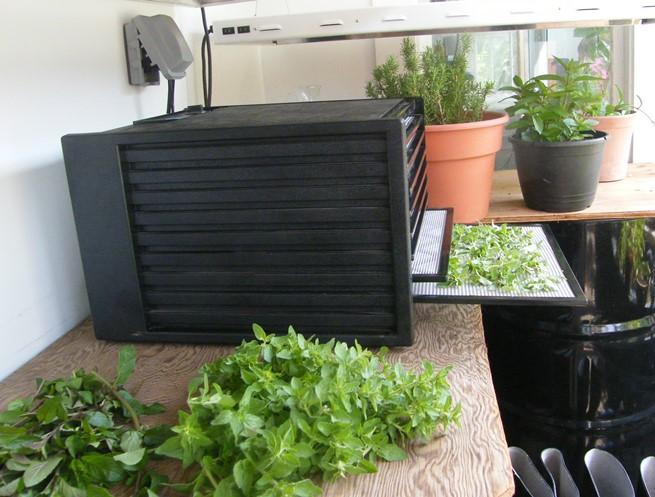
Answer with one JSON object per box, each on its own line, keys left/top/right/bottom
{"left": 445, "top": 224, "right": 563, "bottom": 292}
{"left": 2, "top": 332, "right": 460, "bottom": 497}
{"left": 0, "top": 346, "right": 170, "bottom": 497}
{"left": 159, "top": 327, "right": 460, "bottom": 497}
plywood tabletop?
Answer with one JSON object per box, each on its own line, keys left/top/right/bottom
{"left": 0, "top": 304, "right": 514, "bottom": 497}
{"left": 483, "top": 163, "right": 655, "bottom": 223}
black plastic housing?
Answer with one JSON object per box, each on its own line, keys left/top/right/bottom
{"left": 62, "top": 99, "right": 428, "bottom": 346}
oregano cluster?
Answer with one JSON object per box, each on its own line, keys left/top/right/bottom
{"left": 156, "top": 326, "right": 460, "bottom": 497}
{"left": 445, "top": 224, "right": 563, "bottom": 292}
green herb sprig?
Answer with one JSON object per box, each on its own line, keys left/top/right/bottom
{"left": 366, "top": 36, "right": 493, "bottom": 125}
{"left": 445, "top": 224, "right": 562, "bottom": 292}
{"left": 501, "top": 57, "right": 601, "bottom": 142}
{"left": 0, "top": 347, "right": 172, "bottom": 497}
{"left": 584, "top": 85, "right": 634, "bottom": 117}
{"left": 157, "top": 328, "right": 460, "bottom": 497}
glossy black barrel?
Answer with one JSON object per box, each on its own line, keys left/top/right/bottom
{"left": 483, "top": 218, "right": 655, "bottom": 429}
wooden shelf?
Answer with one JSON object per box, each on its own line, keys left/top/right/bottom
{"left": 0, "top": 305, "right": 513, "bottom": 497}
{"left": 483, "top": 163, "right": 655, "bottom": 224}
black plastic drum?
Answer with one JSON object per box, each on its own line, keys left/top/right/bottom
{"left": 484, "top": 218, "right": 655, "bottom": 430}
{"left": 483, "top": 219, "right": 655, "bottom": 491}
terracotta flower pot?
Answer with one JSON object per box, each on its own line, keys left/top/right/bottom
{"left": 592, "top": 112, "right": 636, "bottom": 182}
{"left": 424, "top": 111, "right": 508, "bottom": 223}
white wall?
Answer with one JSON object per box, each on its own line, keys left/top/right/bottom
{"left": 176, "top": 4, "right": 266, "bottom": 106}
{"left": 0, "top": 0, "right": 191, "bottom": 380}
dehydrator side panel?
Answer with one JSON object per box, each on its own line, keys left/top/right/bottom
{"left": 385, "top": 122, "right": 414, "bottom": 344}
{"left": 61, "top": 135, "right": 148, "bottom": 338}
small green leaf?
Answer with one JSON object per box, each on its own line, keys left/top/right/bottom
{"left": 378, "top": 444, "right": 407, "bottom": 461}
{"left": 57, "top": 478, "right": 86, "bottom": 497}
{"left": 78, "top": 390, "right": 94, "bottom": 404}
{"left": 0, "top": 409, "right": 23, "bottom": 424}
{"left": 113, "top": 448, "right": 145, "bottom": 466}
{"left": 143, "top": 425, "right": 175, "bottom": 447}
{"left": 120, "top": 430, "right": 143, "bottom": 452}
{"left": 532, "top": 115, "right": 544, "bottom": 134}
{"left": 252, "top": 323, "right": 267, "bottom": 341}
{"left": 86, "top": 484, "right": 114, "bottom": 497}
{"left": 214, "top": 477, "right": 238, "bottom": 497}
{"left": 36, "top": 397, "right": 67, "bottom": 423}
{"left": 86, "top": 411, "right": 112, "bottom": 428}
{"left": 292, "top": 479, "right": 322, "bottom": 497}
{"left": 116, "top": 389, "right": 165, "bottom": 416}
{"left": 233, "top": 459, "right": 255, "bottom": 493}
{"left": 23, "top": 456, "right": 62, "bottom": 487}
{"left": 5, "top": 458, "right": 28, "bottom": 471}
{"left": 80, "top": 454, "right": 126, "bottom": 484}
{"left": 115, "top": 346, "right": 136, "bottom": 386}
{"left": 65, "top": 435, "right": 86, "bottom": 458}
{"left": 155, "top": 436, "right": 183, "bottom": 459}
{"left": 0, "top": 478, "right": 20, "bottom": 497}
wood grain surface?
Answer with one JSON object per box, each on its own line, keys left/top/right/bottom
{"left": 483, "top": 162, "right": 655, "bottom": 223}
{"left": 0, "top": 304, "right": 514, "bottom": 497}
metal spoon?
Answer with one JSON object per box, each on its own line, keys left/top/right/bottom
{"left": 541, "top": 448, "right": 580, "bottom": 497}
{"left": 584, "top": 448, "right": 635, "bottom": 497}
{"left": 640, "top": 456, "right": 655, "bottom": 497}
{"left": 510, "top": 446, "right": 555, "bottom": 497}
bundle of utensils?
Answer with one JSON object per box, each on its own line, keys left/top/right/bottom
{"left": 510, "top": 446, "right": 655, "bottom": 497}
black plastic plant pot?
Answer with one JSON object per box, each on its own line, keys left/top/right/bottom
{"left": 510, "top": 131, "right": 607, "bottom": 212}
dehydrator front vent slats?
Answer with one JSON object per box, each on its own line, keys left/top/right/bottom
{"left": 62, "top": 98, "right": 435, "bottom": 346}
{"left": 140, "top": 271, "right": 394, "bottom": 288}
{"left": 133, "top": 207, "right": 390, "bottom": 226}
{"left": 122, "top": 135, "right": 386, "bottom": 162}
{"left": 118, "top": 122, "right": 407, "bottom": 341}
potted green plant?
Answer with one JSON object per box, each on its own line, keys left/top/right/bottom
{"left": 502, "top": 57, "right": 607, "bottom": 212}
{"left": 586, "top": 87, "right": 636, "bottom": 182}
{"left": 366, "top": 36, "right": 507, "bottom": 223}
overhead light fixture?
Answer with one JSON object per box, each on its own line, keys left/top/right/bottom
{"left": 210, "top": 0, "right": 655, "bottom": 45}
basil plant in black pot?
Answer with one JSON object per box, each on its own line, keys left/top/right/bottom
{"left": 502, "top": 57, "right": 607, "bottom": 212}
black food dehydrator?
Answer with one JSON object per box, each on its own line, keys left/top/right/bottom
{"left": 62, "top": 98, "right": 440, "bottom": 346}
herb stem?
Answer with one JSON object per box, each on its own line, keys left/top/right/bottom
{"left": 133, "top": 471, "right": 143, "bottom": 497}
{"left": 202, "top": 464, "right": 220, "bottom": 489}
{"left": 91, "top": 371, "right": 141, "bottom": 430}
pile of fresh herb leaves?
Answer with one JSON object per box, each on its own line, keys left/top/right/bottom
{"left": 445, "top": 224, "right": 562, "bottom": 292}
{"left": 0, "top": 346, "right": 172, "bottom": 497}
{"left": 156, "top": 326, "right": 460, "bottom": 497}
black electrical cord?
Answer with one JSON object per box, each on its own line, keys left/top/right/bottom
{"left": 201, "top": 33, "right": 208, "bottom": 107}
{"left": 167, "top": 79, "right": 175, "bottom": 114}
{"left": 201, "top": 7, "right": 213, "bottom": 109}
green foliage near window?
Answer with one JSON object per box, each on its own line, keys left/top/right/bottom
{"left": 501, "top": 57, "right": 601, "bottom": 142}
{"left": 444, "top": 224, "right": 563, "bottom": 292}
{"left": 157, "top": 327, "right": 460, "bottom": 497}
{"left": 618, "top": 220, "right": 651, "bottom": 288}
{"left": 585, "top": 85, "right": 633, "bottom": 117}
{"left": 365, "top": 36, "right": 494, "bottom": 125}
{"left": 0, "top": 347, "right": 171, "bottom": 497}
{"left": 575, "top": 27, "right": 611, "bottom": 65}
